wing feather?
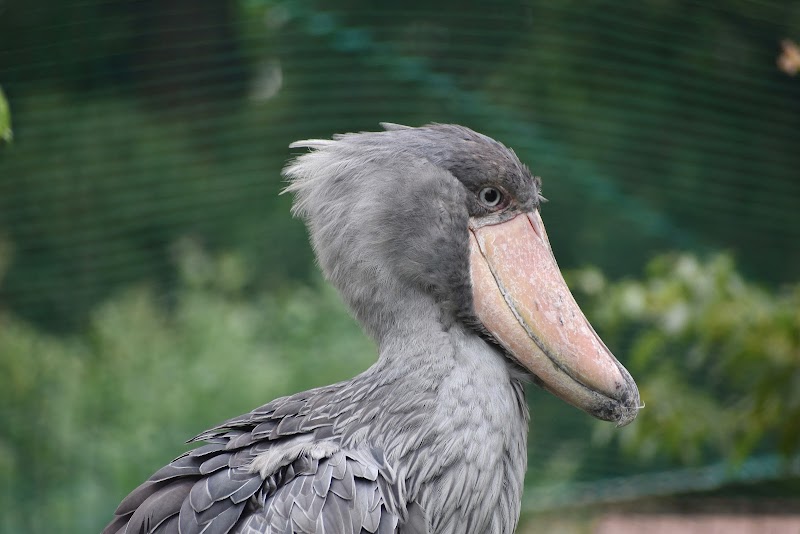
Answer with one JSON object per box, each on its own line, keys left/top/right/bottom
{"left": 199, "top": 452, "right": 233, "bottom": 475}
{"left": 227, "top": 450, "right": 403, "bottom": 533}
{"left": 126, "top": 478, "right": 195, "bottom": 534}
{"left": 153, "top": 514, "right": 179, "bottom": 534}
{"left": 229, "top": 475, "right": 264, "bottom": 504}
{"left": 103, "top": 380, "right": 414, "bottom": 534}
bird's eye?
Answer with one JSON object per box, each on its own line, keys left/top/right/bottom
{"left": 479, "top": 187, "right": 503, "bottom": 208}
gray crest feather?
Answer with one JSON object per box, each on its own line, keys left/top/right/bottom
{"left": 379, "top": 122, "right": 412, "bottom": 131}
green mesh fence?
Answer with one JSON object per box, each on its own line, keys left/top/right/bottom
{"left": 1, "top": 1, "right": 799, "bottom": 532}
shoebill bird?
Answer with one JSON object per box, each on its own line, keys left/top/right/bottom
{"left": 104, "top": 123, "right": 640, "bottom": 534}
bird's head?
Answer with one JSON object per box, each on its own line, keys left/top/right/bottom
{"left": 284, "top": 123, "right": 640, "bottom": 427}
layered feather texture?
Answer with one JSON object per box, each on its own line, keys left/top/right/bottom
{"left": 104, "top": 382, "right": 408, "bottom": 534}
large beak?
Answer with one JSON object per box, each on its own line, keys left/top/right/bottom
{"left": 469, "top": 211, "right": 640, "bottom": 426}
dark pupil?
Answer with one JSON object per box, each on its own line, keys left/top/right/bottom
{"left": 483, "top": 188, "right": 498, "bottom": 204}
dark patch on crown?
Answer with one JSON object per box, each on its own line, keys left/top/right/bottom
{"left": 393, "top": 124, "right": 542, "bottom": 213}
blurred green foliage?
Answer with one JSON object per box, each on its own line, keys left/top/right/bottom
{"left": 572, "top": 254, "right": 800, "bottom": 464}
{"left": 0, "top": 86, "right": 11, "bottom": 143}
{"left": 0, "top": 94, "right": 312, "bottom": 330}
{"left": 0, "top": 239, "right": 376, "bottom": 532}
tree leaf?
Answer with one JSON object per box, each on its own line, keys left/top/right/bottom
{"left": 0, "top": 86, "right": 12, "bottom": 144}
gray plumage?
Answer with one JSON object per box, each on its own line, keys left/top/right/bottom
{"left": 104, "top": 123, "right": 543, "bottom": 534}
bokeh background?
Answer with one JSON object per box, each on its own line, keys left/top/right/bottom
{"left": 2, "top": 1, "right": 800, "bottom": 532}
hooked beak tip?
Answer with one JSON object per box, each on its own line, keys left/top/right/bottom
{"left": 601, "top": 372, "right": 642, "bottom": 427}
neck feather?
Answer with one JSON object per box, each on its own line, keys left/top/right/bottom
{"left": 351, "top": 321, "right": 530, "bottom": 532}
